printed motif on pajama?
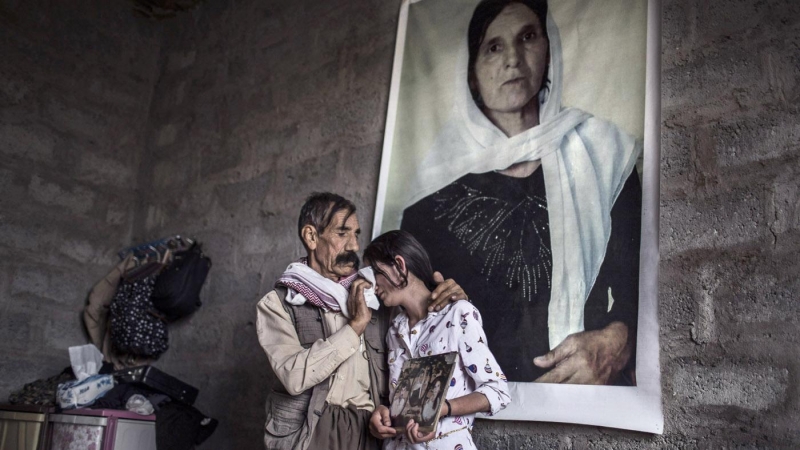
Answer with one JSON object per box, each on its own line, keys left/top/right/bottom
{"left": 385, "top": 300, "right": 511, "bottom": 450}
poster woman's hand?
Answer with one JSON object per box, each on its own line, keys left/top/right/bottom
{"left": 532, "top": 321, "right": 632, "bottom": 384}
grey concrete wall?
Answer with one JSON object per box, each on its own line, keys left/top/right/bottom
{"left": 1, "top": 0, "right": 799, "bottom": 448}
{"left": 0, "top": 0, "right": 162, "bottom": 395}
{"left": 133, "top": 0, "right": 396, "bottom": 447}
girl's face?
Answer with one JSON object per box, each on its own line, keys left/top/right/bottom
{"left": 370, "top": 260, "right": 407, "bottom": 308}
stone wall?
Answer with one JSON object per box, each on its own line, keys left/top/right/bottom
{"left": 0, "top": 0, "right": 162, "bottom": 395}
{"left": 1, "top": 0, "right": 799, "bottom": 448}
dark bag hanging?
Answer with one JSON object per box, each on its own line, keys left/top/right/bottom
{"left": 151, "top": 243, "right": 211, "bottom": 322}
{"left": 110, "top": 275, "right": 169, "bottom": 358}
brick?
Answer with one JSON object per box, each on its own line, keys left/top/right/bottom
{"left": 239, "top": 226, "right": 272, "bottom": 255}
{"left": 768, "top": 176, "right": 800, "bottom": 235}
{"left": 713, "top": 245, "right": 800, "bottom": 328}
{"left": 761, "top": 44, "right": 800, "bottom": 109}
{"left": 105, "top": 202, "right": 130, "bottom": 226}
{"left": 76, "top": 151, "right": 136, "bottom": 188}
{"left": 0, "top": 123, "right": 55, "bottom": 162}
{"left": 269, "top": 150, "right": 340, "bottom": 207}
{"left": 57, "top": 238, "right": 103, "bottom": 265}
{"left": 0, "top": 311, "right": 33, "bottom": 349}
{"left": 28, "top": 175, "right": 95, "bottom": 215}
{"left": 156, "top": 124, "right": 178, "bottom": 147}
{"left": 9, "top": 263, "right": 90, "bottom": 306}
{"left": 168, "top": 311, "right": 229, "bottom": 364}
{"left": 473, "top": 429, "right": 569, "bottom": 449}
{"left": 660, "top": 124, "right": 694, "bottom": 187}
{"left": 199, "top": 134, "right": 241, "bottom": 179}
{"left": 712, "top": 111, "right": 800, "bottom": 169}
{"left": 0, "top": 222, "right": 45, "bottom": 253}
{"left": 0, "top": 70, "right": 30, "bottom": 105}
{"left": 0, "top": 167, "right": 13, "bottom": 198}
{"left": 43, "top": 309, "right": 86, "bottom": 351}
{"left": 45, "top": 99, "right": 110, "bottom": 140}
{"left": 672, "top": 363, "right": 788, "bottom": 410}
{"left": 690, "top": 264, "right": 717, "bottom": 345}
{"left": 151, "top": 157, "right": 191, "bottom": 190}
{"left": 660, "top": 187, "right": 769, "bottom": 256}
{"left": 658, "top": 261, "right": 697, "bottom": 354}
{"left": 661, "top": 0, "right": 695, "bottom": 65}
{"left": 696, "top": 0, "right": 764, "bottom": 42}
{"left": 10, "top": 268, "right": 50, "bottom": 300}
{"left": 166, "top": 50, "right": 197, "bottom": 72}
{"left": 662, "top": 43, "right": 767, "bottom": 123}
{"left": 204, "top": 270, "right": 261, "bottom": 307}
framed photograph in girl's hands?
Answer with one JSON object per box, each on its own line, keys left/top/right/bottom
{"left": 391, "top": 352, "right": 458, "bottom": 433}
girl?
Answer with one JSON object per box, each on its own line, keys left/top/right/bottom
{"left": 366, "top": 230, "right": 510, "bottom": 449}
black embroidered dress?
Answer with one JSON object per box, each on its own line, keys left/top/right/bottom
{"left": 402, "top": 168, "right": 642, "bottom": 382}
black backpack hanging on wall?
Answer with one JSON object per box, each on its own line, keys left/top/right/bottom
{"left": 151, "top": 243, "right": 212, "bottom": 322}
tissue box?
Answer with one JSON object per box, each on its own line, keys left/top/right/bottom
{"left": 56, "top": 375, "right": 115, "bottom": 410}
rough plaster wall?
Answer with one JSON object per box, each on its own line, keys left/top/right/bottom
{"left": 0, "top": 0, "right": 798, "bottom": 449}
{"left": 138, "top": 0, "right": 800, "bottom": 448}
{"left": 134, "top": 0, "right": 395, "bottom": 447}
{"left": 0, "top": 0, "right": 162, "bottom": 396}
{"left": 135, "top": 0, "right": 800, "bottom": 449}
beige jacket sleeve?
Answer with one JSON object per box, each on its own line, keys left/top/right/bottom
{"left": 83, "top": 255, "right": 135, "bottom": 348}
{"left": 256, "top": 290, "right": 361, "bottom": 396}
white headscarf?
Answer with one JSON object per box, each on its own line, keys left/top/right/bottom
{"left": 401, "top": 13, "right": 641, "bottom": 349}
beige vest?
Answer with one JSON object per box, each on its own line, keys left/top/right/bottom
{"left": 263, "top": 287, "right": 389, "bottom": 450}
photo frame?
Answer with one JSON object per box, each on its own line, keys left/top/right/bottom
{"left": 373, "top": 0, "right": 663, "bottom": 433}
{"left": 390, "top": 352, "right": 459, "bottom": 433}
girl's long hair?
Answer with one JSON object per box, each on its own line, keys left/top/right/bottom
{"left": 364, "top": 230, "right": 436, "bottom": 292}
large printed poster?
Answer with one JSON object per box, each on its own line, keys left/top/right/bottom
{"left": 373, "top": 0, "right": 663, "bottom": 433}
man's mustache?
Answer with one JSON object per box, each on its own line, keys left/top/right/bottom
{"left": 335, "top": 251, "right": 360, "bottom": 269}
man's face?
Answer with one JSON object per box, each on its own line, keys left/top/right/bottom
{"left": 474, "top": 3, "right": 549, "bottom": 113}
{"left": 308, "top": 209, "right": 361, "bottom": 281}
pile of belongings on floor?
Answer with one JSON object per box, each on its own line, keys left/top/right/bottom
{"left": 7, "top": 236, "right": 216, "bottom": 449}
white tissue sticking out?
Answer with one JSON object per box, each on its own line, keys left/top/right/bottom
{"left": 69, "top": 344, "right": 104, "bottom": 381}
{"left": 358, "top": 266, "right": 381, "bottom": 310}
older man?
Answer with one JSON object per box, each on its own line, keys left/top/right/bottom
{"left": 256, "top": 193, "right": 464, "bottom": 450}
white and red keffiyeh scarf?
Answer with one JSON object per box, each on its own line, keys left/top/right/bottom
{"left": 275, "top": 258, "right": 361, "bottom": 317}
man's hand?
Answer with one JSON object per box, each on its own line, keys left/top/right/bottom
{"left": 533, "top": 321, "right": 632, "bottom": 384}
{"left": 404, "top": 419, "right": 435, "bottom": 444}
{"left": 347, "top": 279, "right": 373, "bottom": 336}
{"left": 428, "top": 271, "right": 468, "bottom": 312}
{"left": 369, "top": 405, "right": 396, "bottom": 440}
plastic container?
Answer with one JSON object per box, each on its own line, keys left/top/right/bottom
{"left": 45, "top": 408, "right": 155, "bottom": 450}
{"left": 0, "top": 404, "right": 53, "bottom": 450}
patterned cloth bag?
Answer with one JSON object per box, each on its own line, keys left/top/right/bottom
{"left": 110, "top": 275, "right": 169, "bottom": 358}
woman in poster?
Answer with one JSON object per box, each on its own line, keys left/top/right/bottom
{"left": 401, "top": 0, "right": 642, "bottom": 384}
{"left": 365, "top": 230, "right": 510, "bottom": 449}
{"left": 420, "top": 378, "right": 445, "bottom": 424}
{"left": 390, "top": 384, "right": 411, "bottom": 419}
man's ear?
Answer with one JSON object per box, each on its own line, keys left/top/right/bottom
{"left": 301, "top": 225, "right": 318, "bottom": 251}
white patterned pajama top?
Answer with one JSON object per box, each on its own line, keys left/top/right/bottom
{"left": 385, "top": 300, "right": 511, "bottom": 450}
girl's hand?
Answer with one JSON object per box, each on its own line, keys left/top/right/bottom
{"left": 405, "top": 419, "right": 436, "bottom": 444}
